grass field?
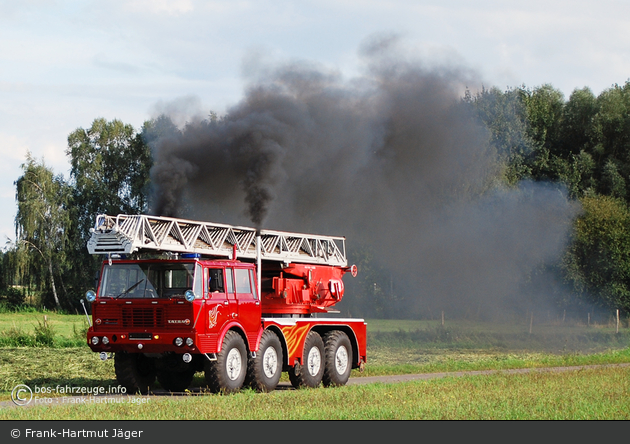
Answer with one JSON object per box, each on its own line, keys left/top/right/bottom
{"left": 2, "top": 366, "right": 629, "bottom": 420}
{"left": 1, "top": 311, "right": 629, "bottom": 419}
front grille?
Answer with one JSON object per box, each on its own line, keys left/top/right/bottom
{"left": 122, "top": 307, "right": 164, "bottom": 328}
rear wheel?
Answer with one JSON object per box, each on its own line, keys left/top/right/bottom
{"left": 114, "top": 352, "right": 156, "bottom": 394}
{"left": 323, "top": 330, "right": 353, "bottom": 387}
{"left": 205, "top": 331, "right": 247, "bottom": 394}
{"left": 246, "top": 330, "right": 283, "bottom": 392}
{"left": 288, "top": 331, "right": 324, "bottom": 389}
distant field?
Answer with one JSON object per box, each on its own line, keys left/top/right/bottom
{"left": 0, "top": 311, "right": 88, "bottom": 346}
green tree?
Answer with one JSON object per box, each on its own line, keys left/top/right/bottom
{"left": 563, "top": 194, "right": 630, "bottom": 312}
{"left": 521, "top": 84, "right": 565, "bottom": 154}
{"left": 560, "top": 87, "right": 598, "bottom": 156}
{"left": 548, "top": 150, "right": 596, "bottom": 198}
{"left": 601, "top": 158, "right": 626, "bottom": 199}
{"left": 66, "top": 118, "right": 152, "bottom": 238}
{"left": 591, "top": 81, "right": 630, "bottom": 161}
{"left": 64, "top": 118, "right": 152, "bottom": 303}
{"left": 14, "top": 153, "right": 70, "bottom": 309}
{"left": 464, "top": 86, "right": 535, "bottom": 185}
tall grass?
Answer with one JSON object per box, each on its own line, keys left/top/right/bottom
{"left": 0, "top": 310, "right": 88, "bottom": 348}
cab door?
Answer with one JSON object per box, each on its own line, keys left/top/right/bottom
{"left": 204, "top": 267, "right": 232, "bottom": 334}
{"left": 232, "top": 266, "right": 261, "bottom": 347}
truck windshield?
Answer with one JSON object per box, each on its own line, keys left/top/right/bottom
{"left": 99, "top": 262, "right": 202, "bottom": 299}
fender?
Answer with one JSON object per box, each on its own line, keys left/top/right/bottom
{"left": 215, "top": 321, "right": 247, "bottom": 353}
{"left": 215, "top": 321, "right": 264, "bottom": 353}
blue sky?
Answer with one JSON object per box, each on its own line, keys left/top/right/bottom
{"left": 1, "top": 0, "right": 629, "bottom": 244}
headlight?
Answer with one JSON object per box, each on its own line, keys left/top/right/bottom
{"left": 174, "top": 337, "right": 184, "bottom": 347}
{"left": 185, "top": 337, "right": 194, "bottom": 347}
{"left": 86, "top": 290, "right": 96, "bottom": 302}
{"left": 184, "top": 290, "right": 195, "bottom": 302}
{"left": 102, "top": 336, "right": 110, "bottom": 345}
{"left": 91, "top": 336, "right": 100, "bottom": 345}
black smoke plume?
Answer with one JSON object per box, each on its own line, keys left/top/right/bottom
{"left": 146, "top": 36, "right": 580, "bottom": 318}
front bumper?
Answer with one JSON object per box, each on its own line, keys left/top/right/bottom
{"left": 87, "top": 330, "right": 198, "bottom": 354}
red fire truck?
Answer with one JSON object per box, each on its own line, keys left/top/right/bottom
{"left": 84, "top": 214, "right": 366, "bottom": 394}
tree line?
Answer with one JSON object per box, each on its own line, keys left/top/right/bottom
{"left": 470, "top": 81, "right": 630, "bottom": 319}
{"left": 2, "top": 80, "right": 630, "bottom": 318}
{"left": 345, "top": 81, "right": 630, "bottom": 319}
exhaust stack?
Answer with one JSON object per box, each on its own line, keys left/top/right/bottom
{"left": 256, "top": 231, "right": 262, "bottom": 301}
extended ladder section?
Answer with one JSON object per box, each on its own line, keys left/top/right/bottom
{"left": 86, "top": 214, "right": 348, "bottom": 267}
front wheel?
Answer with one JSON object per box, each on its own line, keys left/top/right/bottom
{"left": 288, "top": 331, "right": 324, "bottom": 389}
{"left": 204, "top": 331, "right": 247, "bottom": 394}
{"left": 323, "top": 330, "right": 353, "bottom": 387}
{"left": 156, "top": 368, "right": 196, "bottom": 392}
{"left": 114, "top": 352, "right": 156, "bottom": 395}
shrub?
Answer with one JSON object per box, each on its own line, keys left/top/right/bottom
{"left": 3, "top": 287, "right": 25, "bottom": 307}
{"left": 34, "top": 316, "right": 55, "bottom": 347}
{"left": 0, "top": 325, "right": 35, "bottom": 347}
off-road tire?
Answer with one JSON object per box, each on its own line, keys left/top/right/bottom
{"left": 204, "top": 330, "right": 247, "bottom": 394}
{"left": 246, "top": 330, "right": 283, "bottom": 392}
{"left": 114, "top": 352, "right": 156, "bottom": 394}
{"left": 156, "top": 367, "right": 196, "bottom": 392}
{"left": 287, "top": 331, "right": 324, "bottom": 389}
{"left": 322, "top": 330, "right": 353, "bottom": 387}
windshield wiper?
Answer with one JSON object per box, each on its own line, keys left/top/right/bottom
{"left": 115, "top": 279, "right": 145, "bottom": 298}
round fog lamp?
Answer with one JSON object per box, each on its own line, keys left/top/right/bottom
{"left": 182, "top": 353, "right": 192, "bottom": 363}
{"left": 185, "top": 337, "right": 194, "bottom": 347}
{"left": 174, "top": 337, "right": 184, "bottom": 347}
{"left": 91, "top": 336, "right": 100, "bottom": 345}
{"left": 102, "top": 336, "right": 110, "bottom": 345}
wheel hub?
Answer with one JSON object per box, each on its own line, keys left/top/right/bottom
{"left": 226, "top": 348, "right": 242, "bottom": 381}
{"left": 262, "top": 347, "right": 278, "bottom": 379}
{"left": 335, "top": 345, "right": 349, "bottom": 375}
{"left": 307, "top": 347, "right": 321, "bottom": 376}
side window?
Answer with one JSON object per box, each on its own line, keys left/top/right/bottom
{"left": 208, "top": 268, "right": 225, "bottom": 293}
{"left": 193, "top": 263, "right": 203, "bottom": 299}
{"left": 249, "top": 269, "right": 258, "bottom": 300}
{"left": 225, "top": 268, "right": 234, "bottom": 293}
{"left": 235, "top": 268, "right": 251, "bottom": 294}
